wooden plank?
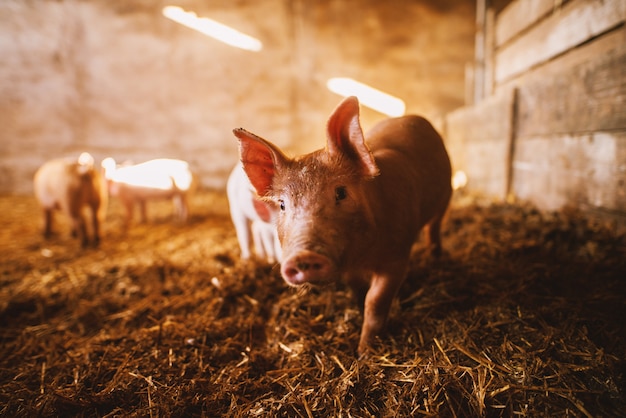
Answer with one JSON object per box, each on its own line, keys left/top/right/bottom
{"left": 474, "top": 0, "right": 487, "bottom": 103}
{"left": 514, "top": 27, "right": 626, "bottom": 137}
{"left": 511, "top": 131, "right": 626, "bottom": 212}
{"left": 483, "top": 8, "right": 496, "bottom": 97}
{"left": 445, "top": 88, "right": 516, "bottom": 199}
{"left": 495, "top": 24, "right": 625, "bottom": 90}
{"left": 496, "top": 0, "right": 558, "bottom": 47}
{"left": 495, "top": 0, "right": 625, "bottom": 83}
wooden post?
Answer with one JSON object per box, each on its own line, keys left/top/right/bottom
{"left": 474, "top": 0, "right": 487, "bottom": 104}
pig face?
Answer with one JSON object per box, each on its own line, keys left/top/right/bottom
{"left": 234, "top": 96, "right": 379, "bottom": 286}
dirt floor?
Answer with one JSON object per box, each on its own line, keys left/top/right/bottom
{"left": 0, "top": 190, "right": 624, "bottom": 417}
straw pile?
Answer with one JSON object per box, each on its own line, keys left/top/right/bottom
{"left": 0, "top": 191, "right": 624, "bottom": 416}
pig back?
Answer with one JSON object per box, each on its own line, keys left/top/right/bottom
{"left": 365, "top": 115, "right": 452, "bottom": 234}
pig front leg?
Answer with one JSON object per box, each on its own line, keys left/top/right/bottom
{"left": 346, "top": 273, "right": 370, "bottom": 311}
{"left": 357, "top": 267, "right": 407, "bottom": 355}
{"left": 121, "top": 199, "right": 134, "bottom": 227}
{"left": 251, "top": 220, "right": 269, "bottom": 261}
{"left": 69, "top": 215, "right": 89, "bottom": 248}
{"left": 173, "top": 194, "right": 189, "bottom": 222}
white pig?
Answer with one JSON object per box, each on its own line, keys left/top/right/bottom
{"left": 227, "top": 162, "right": 281, "bottom": 263}
{"left": 102, "top": 158, "right": 196, "bottom": 226}
{"left": 234, "top": 96, "right": 452, "bottom": 354}
{"left": 33, "top": 152, "right": 107, "bottom": 247}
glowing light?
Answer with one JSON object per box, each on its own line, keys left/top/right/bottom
{"left": 78, "top": 152, "right": 94, "bottom": 166}
{"left": 326, "top": 77, "right": 405, "bottom": 117}
{"left": 452, "top": 170, "right": 468, "bottom": 190}
{"left": 162, "top": 6, "right": 262, "bottom": 52}
{"left": 102, "top": 158, "right": 194, "bottom": 191}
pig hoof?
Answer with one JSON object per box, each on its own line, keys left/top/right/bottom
{"left": 281, "top": 251, "right": 332, "bottom": 285}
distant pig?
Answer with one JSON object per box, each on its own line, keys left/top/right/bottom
{"left": 33, "top": 152, "right": 107, "bottom": 247}
{"left": 227, "top": 162, "right": 281, "bottom": 263}
{"left": 234, "top": 96, "right": 452, "bottom": 354}
{"left": 102, "top": 158, "right": 197, "bottom": 226}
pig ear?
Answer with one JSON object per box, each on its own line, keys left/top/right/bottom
{"left": 233, "top": 128, "right": 287, "bottom": 196}
{"left": 326, "top": 96, "right": 380, "bottom": 177}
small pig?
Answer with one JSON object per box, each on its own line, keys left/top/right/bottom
{"left": 102, "top": 158, "right": 196, "bottom": 226}
{"left": 227, "top": 162, "right": 281, "bottom": 263}
{"left": 233, "top": 96, "right": 452, "bottom": 354}
{"left": 33, "top": 152, "right": 107, "bottom": 247}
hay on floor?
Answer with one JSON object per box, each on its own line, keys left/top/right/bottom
{"left": 0, "top": 191, "right": 624, "bottom": 416}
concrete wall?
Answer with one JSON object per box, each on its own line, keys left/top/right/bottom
{"left": 0, "top": 0, "right": 475, "bottom": 194}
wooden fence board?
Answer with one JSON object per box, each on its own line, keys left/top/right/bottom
{"left": 495, "top": 0, "right": 625, "bottom": 83}
{"left": 512, "top": 131, "right": 626, "bottom": 211}
{"left": 445, "top": 88, "right": 516, "bottom": 199}
{"left": 515, "top": 28, "right": 626, "bottom": 137}
{"left": 496, "top": 0, "right": 557, "bottom": 47}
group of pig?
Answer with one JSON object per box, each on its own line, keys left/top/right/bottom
{"left": 33, "top": 153, "right": 198, "bottom": 248}
{"left": 33, "top": 153, "right": 279, "bottom": 259}
{"left": 34, "top": 97, "right": 452, "bottom": 355}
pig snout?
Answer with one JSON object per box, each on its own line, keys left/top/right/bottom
{"left": 281, "top": 250, "right": 334, "bottom": 285}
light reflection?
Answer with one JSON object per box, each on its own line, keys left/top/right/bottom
{"left": 452, "top": 170, "right": 468, "bottom": 190}
{"left": 162, "top": 5, "right": 262, "bottom": 52}
{"left": 326, "top": 77, "right": 405, "bottom": 117}
{"left": 102, "top": 158, "right": 194, "bottom": 191}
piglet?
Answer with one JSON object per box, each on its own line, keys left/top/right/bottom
{"left": 33, "top": 152, "right": 107, "bottom": 247}
{"left": 234, "top": 96, "right": 452, "bottom": 354}
{"left": 227, "top": 162, "right": 281, "bottom": 263}
{"left": 102, "top": 158, "right": 196, "bottom": 226}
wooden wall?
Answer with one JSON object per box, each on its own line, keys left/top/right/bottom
{"left": 446, "top": 0, "right": 626, "bottom": 217}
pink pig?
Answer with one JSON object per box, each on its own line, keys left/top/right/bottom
{"left": 234, "top": 96, "right": 452, "bottom": 354}
{"left": 227, "top": 162, "right": 281, "bottom": 263}
{"left": 33, "top": 152, "right": 107, "bottom": 247}
{"left": 102, "top": 158, "right": 197, "bottom": 226}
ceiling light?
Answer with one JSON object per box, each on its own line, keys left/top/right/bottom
{"left": 326, "top": 77, "right": 405, "bottom": 117}
{"left": 163, "top": 6, "right": 262, "bottom": 52}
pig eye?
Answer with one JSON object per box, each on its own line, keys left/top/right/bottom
{"left": 335, "top": 186, "right": 347, "bottom": 203}
{"left": 278, "top": 199, "right": 285, "bottom": 211}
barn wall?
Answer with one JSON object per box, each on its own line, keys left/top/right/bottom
{"left": 446, "top": 0, "right": 626, "bottom": 216}
{"left": 0, "top": 0, "right": 475, "bottom": 195}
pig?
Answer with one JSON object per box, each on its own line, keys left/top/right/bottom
{"left": 101, "top": 158, "right": 197, "bottom": 226}
{"left": 233, "top": 96, "right": 452, "bottom": 354}
{"left": 33, "top": 152, "right": 107, "bottom": 247}
{"left": 227, "top": 162, "right": 281, "bottom": 263}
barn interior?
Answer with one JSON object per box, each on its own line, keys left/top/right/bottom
{"left": 0, "top": 0, "right": 625, "bottom": 416}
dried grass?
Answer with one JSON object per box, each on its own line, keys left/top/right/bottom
{"left": 0, "top": 191, "right": 624, "bottom": 417}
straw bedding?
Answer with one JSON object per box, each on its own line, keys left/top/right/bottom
{"left": 0, "top": 191, "right": 624, "bottom": 416}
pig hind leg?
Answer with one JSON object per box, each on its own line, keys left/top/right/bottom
{"left": 43, "top": 208, "right": 54, "bottom": 238}
{"left": 427, "top": 210, "right": 448, "bottom": 257}
{"left": 427, "top": 218, "right": 442, "bottom": 257}
{"left": 231, "top": 213, "right": 253, "bottom": 260}
{"left": 122, "top": 200, "right": 134, "bottom": 227}
{"left": 139, "top": 200, "right": 148, "bottom": 223}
